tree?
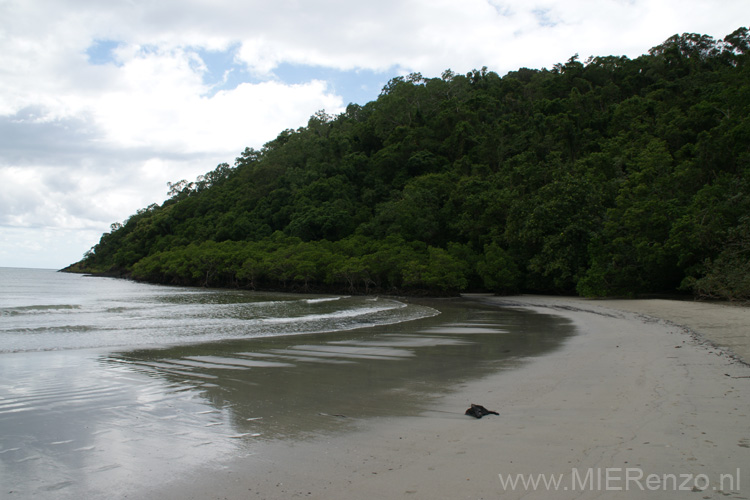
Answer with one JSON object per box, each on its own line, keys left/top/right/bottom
{"left": 477, "top": 243, "right": 521, "bottom": 293}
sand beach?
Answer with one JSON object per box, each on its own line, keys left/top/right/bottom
{"left": 150, "top": 295, "right": 750, "bottom": 499}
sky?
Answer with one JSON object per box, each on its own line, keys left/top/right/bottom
{"left": 0, "top": 0, "right": 746, "bottom": 269}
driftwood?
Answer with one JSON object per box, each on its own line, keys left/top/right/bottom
{"left": 464, "top": 403, "right": 499, "bottom": 419}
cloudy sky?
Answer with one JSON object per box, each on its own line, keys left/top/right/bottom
{"left": 0, "top": 0, "right": 746, "bottom": 269}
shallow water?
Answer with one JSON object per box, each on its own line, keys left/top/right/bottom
{"left": 0, "top": 268, "right": 575, "bottom": 499}
{"left": 0, "top": 268, "right": 436, "bottom": 353}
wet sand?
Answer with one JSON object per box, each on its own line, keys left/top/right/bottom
{"left": 151, "top": 295, "right": 750, "bottom": 499}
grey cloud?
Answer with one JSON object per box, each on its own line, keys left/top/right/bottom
{"left": 0, "top": 107, "right": 218, "bottom": 167}
{"left": 0, "top": 108, "right": 100, "bottom": 166}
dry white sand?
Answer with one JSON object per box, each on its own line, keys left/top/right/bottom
{"left": 501, "top": 295, "right": 750, "bottom": 364}
{"left": 153, "top": 295, "right": 750, "bottom": 499}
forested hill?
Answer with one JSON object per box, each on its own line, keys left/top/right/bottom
{"left": 65, "top": 29, "right": 750, "bottom": 299}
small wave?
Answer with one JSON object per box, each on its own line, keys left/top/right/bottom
{"left": 260, "top": 302, "right": 403, "bottom": 325}
{"left": 104, "top": 306, "right": 135, "bottom": 314}
{"left": 304, "top": 297, "right": 344, "bottom": 304}
{"left": 1, "top": 304, "right": 81, "bottom": 316}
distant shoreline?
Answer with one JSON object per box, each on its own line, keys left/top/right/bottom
{"left": 62, "top": 264, "right": 724, "bottom": 303}
{"left": 59, "top": 265, "right": 471, "bottom": 297}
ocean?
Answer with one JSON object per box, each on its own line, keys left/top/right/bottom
{"left": 0, "top": 267, "right": 440, "bottom": 353}
{"left": 0, "top": 267, "right": 574, "bottom": 498}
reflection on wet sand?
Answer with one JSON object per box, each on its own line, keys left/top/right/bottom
{"left": 0, "top": 298, "right": 574, "bottom": 499}
{"left": 104, "top": 299, "right": 574, "bottom": 441}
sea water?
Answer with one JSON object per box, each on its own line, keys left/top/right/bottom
{"left": 0, "top": 267, "right": 574, "bottom": 499}
{"left": 0, "top": 268, "right": 438, "bottom": 353}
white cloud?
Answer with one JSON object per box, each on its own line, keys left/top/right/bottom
{"left": 0, "top": 0, "right": 746, "bottom": 268}
{"left": 0, "top": 226, "right": 102, "bottom": 270}
{"left": 92, "top": 51, "right": 342, "bottom": 153}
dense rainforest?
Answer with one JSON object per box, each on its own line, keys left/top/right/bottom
{"left": 65, "top": 29, "right": 750, "bottom": 300}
